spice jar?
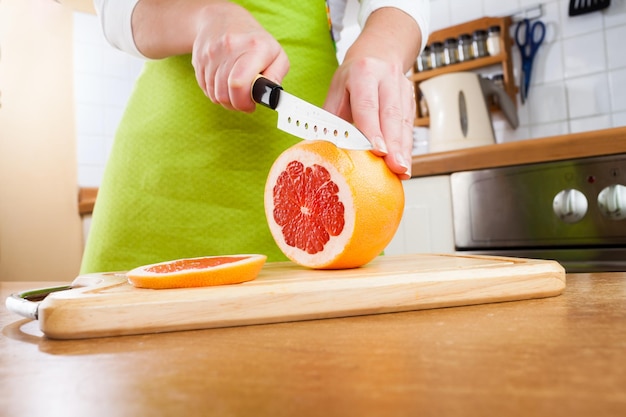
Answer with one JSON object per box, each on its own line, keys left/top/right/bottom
{"left": 457, "top": 33, "right": 473, "bottom": 62}
{"left": 472, "top": 30, "right": 488, "bottom": 58}
{"left": 419, "top": 93, "right": 429, "bottom": 118}
{"left": 443, "top": 38, "right": 459, "bottom": 65}
{"left": 491, "top": 73, "right": 505, "bottom": 89}
{"left": 429, "top": 42, "right": 445, "bottom": 69}
{"left": 417, "top": 46, "right": 431, "bottom": 72}
{"left": 487, "top": 26, "right": 502, "bottom": 56}
{"left": 488, "top": 73, "right": 505, "bottom": 107}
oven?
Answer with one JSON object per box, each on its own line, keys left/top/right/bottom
{"left": 451, "top": 153, "right": 626, "bottom": 272}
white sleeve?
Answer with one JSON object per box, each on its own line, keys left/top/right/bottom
{"left": 358, "top": 0, "right": 430, "bottom": 51}
{"left": 93, "top": 0, "right": 147, "bottom": 59}
{"left": 93, "top": 0, "right": 428, "bottom": 59}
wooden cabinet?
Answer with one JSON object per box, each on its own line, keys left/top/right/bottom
{"left": 412, "top": 16, "right": 518, "bottom": 127}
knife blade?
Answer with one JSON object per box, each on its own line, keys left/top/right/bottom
{"left": 251, "top": 75, "right": 373, "bottom": 151}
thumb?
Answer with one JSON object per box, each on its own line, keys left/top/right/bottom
{"left": 261, "top": 51, "right": 290, "bottom": 85}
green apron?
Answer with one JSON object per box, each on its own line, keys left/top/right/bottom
{"left": 81, "top": 0, "right": 338, "bottom": 273}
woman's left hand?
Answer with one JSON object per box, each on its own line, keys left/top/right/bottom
{"left": 323, "top": 7, "right": 423, "bottom": 180}
{"left": 324, "top": 56, "right": 416, "bottom": 180}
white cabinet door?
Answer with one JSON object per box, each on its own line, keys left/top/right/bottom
{"left": 57, "top": 0, "right": 96, "bottom": 14}
{"left": 385, "top": 175, "right": 455, "bottom": 255}
{"left": 0, "top": 1, "right": 83, "bottom": 281}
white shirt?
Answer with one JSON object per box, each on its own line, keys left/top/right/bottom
{"left": 94, "top": 0, "right": 430, "bottom": 59}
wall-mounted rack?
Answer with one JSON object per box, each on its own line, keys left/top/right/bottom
{"left": 411, "top": 16, "right": 518, "bottom": 127}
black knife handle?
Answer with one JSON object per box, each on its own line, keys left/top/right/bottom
{"left": 252, "top": 75, "right": 282, "bottom": 109}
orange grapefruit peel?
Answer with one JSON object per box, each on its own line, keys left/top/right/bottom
{"left": 126, "top": 254, "right": 267, "bottom": 289}
{"left": 265, "top": 140, "right": 404, "bottom": 269}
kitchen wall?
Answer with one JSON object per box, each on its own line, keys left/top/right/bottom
{"left": 73, "top": 13, "right": 144, "bottom": 187}
{"left": 420, "top": 0, "right": 626, "bottom": 146}
{"left": 73, "top": 0, "right": 626, "bottom": 185}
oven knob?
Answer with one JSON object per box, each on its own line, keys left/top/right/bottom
{"left": 597, "top": 184, "right": 626, "bottom": 220}
{"left": 553, "top": 189, "right": 588, "bottom": 223}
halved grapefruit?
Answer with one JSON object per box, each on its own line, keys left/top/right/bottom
{"left": 265, "top": 140, "right": 405, "bottom": 269}
{"left": 126, "top": 254, "right": 267, "bottom": 289}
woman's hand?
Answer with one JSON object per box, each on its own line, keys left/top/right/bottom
{"left": 132, "top": 0, "right": 289, "bottom": 112}
{"left": 191, "top": 3, "right": 289, "bottom": 112}
{"left": 324, "top": 7, "right": 423, "bottom": 180}
{"left": 325, "top": 56, "right": 416, "bottom": 179}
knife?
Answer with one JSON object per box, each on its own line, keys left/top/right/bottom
{"left": 5, "top": 274, "right": 112, "bottom": 320}
{"left": 251, "top": 75, "right": 373, "bottom": 151}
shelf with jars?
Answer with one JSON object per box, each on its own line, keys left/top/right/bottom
{"left": 412, "top": 16, "right": 518, "bottom": 127}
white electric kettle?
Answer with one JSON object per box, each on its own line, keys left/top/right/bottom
{"left": 419, "top": 72, "right": 519, "bottom": 153}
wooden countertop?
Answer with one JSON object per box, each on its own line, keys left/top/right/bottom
{"left": 2, "top": 273, "right": 625, "bottom": 416}
{"left": 411, "top": 126, "right": 626, "bottom": 177}
{"left": 78, "top": 128, "right": 626, "bottom": 215}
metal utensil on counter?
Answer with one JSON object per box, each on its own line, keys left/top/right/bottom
{"left": 568, "top": 0, "right": 610, "bottom": 16}
{"left": 515, "top": 18, "right": 546, "bottom": 104}
{"left": 5, "top": 275, "right": 110, "bottom": 320}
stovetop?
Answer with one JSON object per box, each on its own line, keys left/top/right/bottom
{"left": 451, "top": 153, "right": 626, "bottom": 272}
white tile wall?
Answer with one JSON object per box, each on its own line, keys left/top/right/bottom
{"left": 73, "top": 12, "right": 143, "bottom": 187}
{"left": 73, "top": 1, "right": 626, "bottom": 185}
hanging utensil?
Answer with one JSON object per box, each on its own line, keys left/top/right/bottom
{"left": 515, "top": 18, "right": 546, "bottom": 104}
{"left": 568, "top": 0, "right": 611, "bottom": 16}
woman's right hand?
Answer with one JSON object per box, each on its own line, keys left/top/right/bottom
{"left": 190, "top": 2, "right": 290, "bottom": 112}
{"left": 132, "top": 0, "right": 289, "bottom": 112}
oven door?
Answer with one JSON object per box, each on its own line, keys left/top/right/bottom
{"left": 451, "top": 154, "right": 626, "bottom": 272}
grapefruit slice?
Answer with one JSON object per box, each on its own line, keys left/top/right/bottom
{"left": 126, "top": 254, "right": 267, "bottom": 289}
{"left": 265, "top": 140, "right": 405, "bottom": 269}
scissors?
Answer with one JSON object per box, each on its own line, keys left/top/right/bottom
{"left": 515, "top": 18, "right": 546, "bottom": 104}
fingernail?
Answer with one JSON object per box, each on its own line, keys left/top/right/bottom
{"left": 373, "top": 136, "right": 388, "bottom": 154}
{"left": 396, "top": 152, "right": 412, "bottom": 177}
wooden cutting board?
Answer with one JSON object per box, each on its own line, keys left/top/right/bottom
{"left": 33, "top": 254, "right": 565, "bottom": 339}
